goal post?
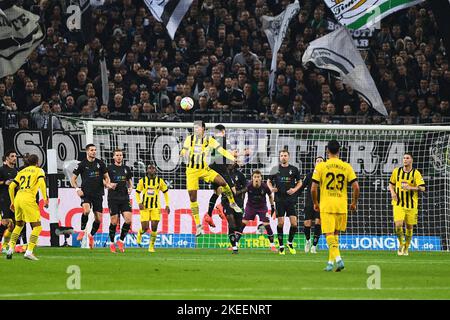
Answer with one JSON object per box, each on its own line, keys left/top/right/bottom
{"left": 84, "top": 120, "right": 450, "bottom": 252}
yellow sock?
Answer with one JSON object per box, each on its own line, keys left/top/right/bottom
{"left": 191, "top": 201, "right": 200, "bottom": 225}
{"left": 27, "top": 226, "right": 42, "bottom": 253}
{"left": 3, "top": 229, "right": 11, "bottom": 246}
{"left": 395, "top": 227, "right": 405, "bottom": 247}
{"left": 334, "top": 235, "right": 341, "bottom": 261}
{"left": 150, "top": 231, "right": 157, "bottom": 248}
{"left": 326, "top": 235, "right": 337, "bottom": 263}
{"left": 221, "top": 184, "right": 236, "bottom": 204}
{"left": 405, "top": 229, "right": 413, "bottom": 250}
{"left": 8, "top": 225, "right": 24, "bottom": 251}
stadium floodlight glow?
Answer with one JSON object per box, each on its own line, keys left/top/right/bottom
{"left": 85, "top": 121, "right": 450, "bottom": 252}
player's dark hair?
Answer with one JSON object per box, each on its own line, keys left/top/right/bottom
{"left": 252, "top": 169, "right": 262, "bottom": 176}
{"left": 404, "top": 152, "right": 414, "bottom": 160}
{"left": 215, "top": 124, "right": 225, "bottom": 131}
{"left": 28, "top": 154, "right": 39, "bottom": 166}
{"left": 327, "top": 140, "right": 340, "bottom": 155}
{"left": 279, "top": 149, "right": 289, "bottom": 155}
{"left": 4, "top": 150, "right": 16, "bottom": 158}
{"left": 85, "top": 143, "right": 96, "bottom": 151}
{"left": 315, "top": 156, "right": 325, "bottom": 162}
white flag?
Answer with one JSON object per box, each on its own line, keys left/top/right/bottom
{"left": 261, "top": 0, "right": 300, "bottom": 97}
{"left": 324, "top": 0, "right": 424, "bottom": 30}
{"left": 302, "top": 27, "right": 388, "bottom": 116}
{"left": 144, "top": 0, "right": 194, "bottom": 40}
{"left": 99, "top": 51, "right": 109, "bottom": 105}
{"left": 0, "top": 3, "right": 44, "bottom": 78}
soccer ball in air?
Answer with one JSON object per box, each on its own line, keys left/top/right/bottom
{"left": 180, "top": 97, "right": 194, "bottom": 111}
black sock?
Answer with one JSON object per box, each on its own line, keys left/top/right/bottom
{"left": 91, "top": 221, "right": 100, "bottom": 236}
{"left": 120, "top": 223, "right": 131, "bottom": 241}
{"left": 304, "top": 226, "right": 311, "bottom": 241}
{"left": 288, "top": 225, "right": 297, "bottom": 244}
{"left": 0, "top": 224, "right": 7, "bottom": 238}
{"left": 109, "top": 224, "right": 116, "bottom": 242}
{"left": 81, "top": 214, "right": 89, "bottom": 231}
{"left": 20, "top": 227, "right": 27, "bottom": 244}
{"left": 238, "top": 222, "right": 246, "bottom": 234}
{"left": 208, "top": 193, "right": 219, "bottom": 217}
{"left": 265, "top": 225, "right": 274, "bottom": 243}
{"left": 277, "top": 225, "right": 284, "bottom": 247}
{"left": 313, "top": 224, "right": 322, "bottom": 246}
{"left": 235, "top": 232, "right": 242, "bottom": 243}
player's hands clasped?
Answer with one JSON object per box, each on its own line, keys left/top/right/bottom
{"left": 401, "top": 182, "right": 411, "bottom": 190}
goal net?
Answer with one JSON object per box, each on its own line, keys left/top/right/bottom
{"left": 84, "top": 121, "right": 450, "bottom": 252}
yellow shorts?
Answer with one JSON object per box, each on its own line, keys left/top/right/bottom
{"left": 186, "top": 167, "right": 219, "bottom": 191}
{"left": 140, "top": 209, "right": 161, "bottom": 222}
{"left": 393, "top": 206, "right": 418, "bottom": 225}
{"left": 321, "top": 212, "right": 347, "bottom": 234}
{"left": 14, "top": 200, "right": 41, "bottom": 223}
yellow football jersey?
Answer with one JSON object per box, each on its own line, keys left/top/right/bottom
{"left": 180, "top": 134, "right": 235, "bottom": 170}
{"left": 136, "top": 176, "right": 168, "bottom": 209}
{"left": 9, "top": 165, "right": 47, "bottom": 203}
{"left": 389, "top": 167, "right": 425, "bottom": 209}
{"left": 312, "top": 158, "right": 357, "bottom": 214}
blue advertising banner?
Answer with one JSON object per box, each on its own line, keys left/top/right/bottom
{"left": 317, "top": 235, "right": 441, "bottom": 251}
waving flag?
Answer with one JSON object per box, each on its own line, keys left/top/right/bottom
{"left": 302, "top": 26, "right": 388, "bottom": 116}
{"left": 261, "top": 0, "right": 300, "bottom": 97}
{"left": 324, "top": 0, "right": 424, "bottom": 30}
{"left": 0, "top": 2, "right": 44, "bottom": 78}
{"left": 144, "top": 0, "right": 194, "bottom": 39}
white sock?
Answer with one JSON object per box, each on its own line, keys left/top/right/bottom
{"left": 232, "top": 246, "right": 237, "bottom": 250}
{"left": 25, "top": 250, "right": 33, "bottom": 256}
{"left": 287, "top": 242, "right": 292, "bottom": 246}
{"left": 279, "top": 245, "right": 284, "bottom": 248}
{"left": 335, "top": 256, "right": 342, "bottom": 262}
{"left": 328, "top": 260, "right": 333, "bottom": 264}
{"left": 270, "top": 242, "right": 274, "bottom": 247}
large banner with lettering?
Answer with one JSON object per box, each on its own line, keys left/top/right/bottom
{"left": 1, "top": 127, "right": 449, "bottom": 250}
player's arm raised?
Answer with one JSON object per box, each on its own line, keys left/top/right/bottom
{"left": 179, "top": 135, "right": 191, "bottom": 161}
{"left": 209, "top": 137, "right": 236, "bottom": 163}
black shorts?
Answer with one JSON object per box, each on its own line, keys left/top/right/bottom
{"left": 275, "top": 201, "right": 297, "bottom": 218}
{"left": 0, "top": 199, "right": 14, "bottom": 220}
{"left": 304, "top": 206, "right": 320, "bottom": 220}
{"left": 210, "top": 164, "right": 234, "bottom": 189}
{"left": 223, "top": 202, "right": 243, "bottom": 226}
{"left": 80, "top": 195, "right": 103, "bottom": 213}
{"left": 108, "top": 199, "right": 132, "bottom": 216}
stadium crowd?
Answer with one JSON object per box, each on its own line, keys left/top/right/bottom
{"left": 0, "top": 0, "right": 449, "bottom": 129}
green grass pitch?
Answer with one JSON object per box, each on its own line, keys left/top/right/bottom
{"left": 1, "top": 248, "right": 449, "bottom": 300}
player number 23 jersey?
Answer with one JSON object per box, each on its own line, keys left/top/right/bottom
{"left": 312, "top": 158, "right": 357, "bottom": 214}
